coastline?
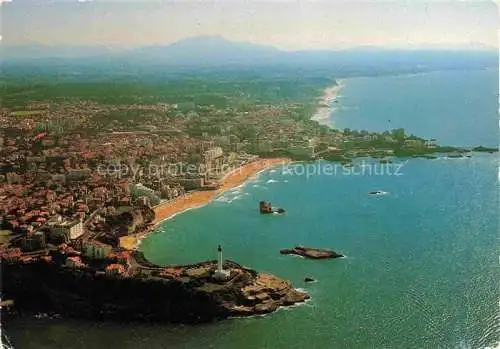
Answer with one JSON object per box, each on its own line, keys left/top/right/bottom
{"left": 311, "top": 79, "right": 345, "bottom": 125}
{"left": 119, "top": 158, "right": 290, "bottom": 250}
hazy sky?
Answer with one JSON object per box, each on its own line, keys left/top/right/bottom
{"left": 2, "top": 0, "right": 498, "bottom": 50}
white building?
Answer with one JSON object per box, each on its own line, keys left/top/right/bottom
{"left": 51, "top": 219, "right": 84, "bottom": 241}
{"left": 204, "top": 147, "right": 224, "bottom": 162}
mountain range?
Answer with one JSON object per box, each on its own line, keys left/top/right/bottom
{"left": 2, "top": 36, "right": 497, "bottom": 76}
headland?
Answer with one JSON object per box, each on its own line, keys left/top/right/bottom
{"left": 2, "top": 251, "right": 309, "bottom": 323}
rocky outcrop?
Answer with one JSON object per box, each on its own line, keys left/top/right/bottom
{"left": 259, "top": 201, "right": 285, "bottom": 214}
{"left": 280, "top": 246, "right": 344, "bottom": 259}
{"left": 1, "top": 257, "right": 308, "bottom": 323}
{"left": 230, "top": 273, "right": 309, "bottom": 316}
{"left": 472, "top": 146, "right": 498, "bottom": 153}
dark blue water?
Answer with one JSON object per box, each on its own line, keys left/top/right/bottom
{"left": 332, "top": 69, "right": 498, "bottom": 147}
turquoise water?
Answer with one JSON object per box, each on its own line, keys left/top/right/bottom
{"left": 140, "top": 69, "right": 499, "bottom": 349}
{"left": 5, "top": 69, "right": 499, "bottom": 349}
{"left": 139, "top": 155, "right": 498, "bottom": 349}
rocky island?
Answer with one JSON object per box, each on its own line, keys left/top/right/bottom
{"left": 259, "top": 201, "right": 285, "bottom": 214}
{"left": 280, "top": 246, "right": 344, "bottom": 259}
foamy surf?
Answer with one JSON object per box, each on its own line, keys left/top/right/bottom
{"left": 434, "top": 155, "right": 471, "bottom": 161}
{"left": 285, "top": 254, "right": 305, "bottom": 259}
{"left": 369, "top": 191, "right": 389, "bottom": 196}
{"left": 215, "top": 193, "right": 245, "bottom": 204}
{"left": 311, "top": 113, "right": 331, "bottom": 121}
{"left": 267, "top": 179, "right": 279, "bottom": 184}
{"left": 444, "top": 156, "right": 471, "bottom": 160}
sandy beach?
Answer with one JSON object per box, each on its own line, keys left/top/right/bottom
{"left": 119, "top": 158, "right": 289, "bottom": 250}
{"left": 311, "top": 79, "right": 345, "bottom": 123}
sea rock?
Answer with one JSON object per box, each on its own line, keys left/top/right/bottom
{"left": 281, "top": 290, "right": 310, "bottom": 306}
{"left": 260, "top": 201, "right": 285, "bottom": 214}
{"left": 254, "top": 301, "right": 279, "bottom": 314}
{"left": 280, "top": 246, "right": 344, "bottom": 259}
{"left": 472, "top": 146, "right": 498, "bottom": 153}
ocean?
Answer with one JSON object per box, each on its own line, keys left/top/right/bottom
{"left": 5, "top": 68, "right": 499, "bottom": 349}
{"left": 330, "top": 69, "right": 498, "bottom": 148}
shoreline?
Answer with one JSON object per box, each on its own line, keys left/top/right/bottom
{"left": 311, "top": 79, "right": 345, "bottom": 125}
{"left": 120, "top": 158, "right": 290, "bottom": 250}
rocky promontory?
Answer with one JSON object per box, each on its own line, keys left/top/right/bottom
{"left": 280, "top": 246, "right": 344, "bottom": 259}
{"left": 1, "top": 253, "right": 308, "bottom": 323}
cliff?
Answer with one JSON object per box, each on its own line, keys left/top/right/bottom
{"left": 1, "top": 256, "right": 308, "bottom": 323}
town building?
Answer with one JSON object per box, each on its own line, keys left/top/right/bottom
{"left": 65, "top": 256, "right": 86, "bottom": 268}
{"left": 83, "top": 241, "right": 112, "bottom": 259}
{"left": 50, "top": 218, "right": 84, "bottom": 242}
{"left": 289, "top": 145, "right": 315, "bottom": 158}
{"left": 105, "top": 263, "right": 126, "bottom": 276}
{"left": 204, "top": 147, "right": 224, "bottom": 178}
{"left": 21, "top": 231, "right": 46, "bottom": 252}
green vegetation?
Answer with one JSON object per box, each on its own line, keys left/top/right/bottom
{"left": 0, "top": 76, "right": 334, "bottom": 116}
{"left": 10, "top": 110, "right": 45, "bottom": 117}
{"left": 1, "top": 70, "right": 472, "bottom": 161}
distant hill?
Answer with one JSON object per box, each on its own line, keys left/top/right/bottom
{"left": 125, "top": 35, "right": 283, "bottom": 66}
{"left": 2, "top": 36, "right": 498, "bottom": 79}
{"left": 1, "top": 36, "right": 283, "bottom": 65}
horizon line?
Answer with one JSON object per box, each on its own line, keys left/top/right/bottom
{"left": 2, "top": 35, "right": 498, "bottom": 52}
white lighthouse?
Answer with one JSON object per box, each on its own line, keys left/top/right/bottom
{"left": 213, "top": 245, "right": 230, "bottom": 281}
